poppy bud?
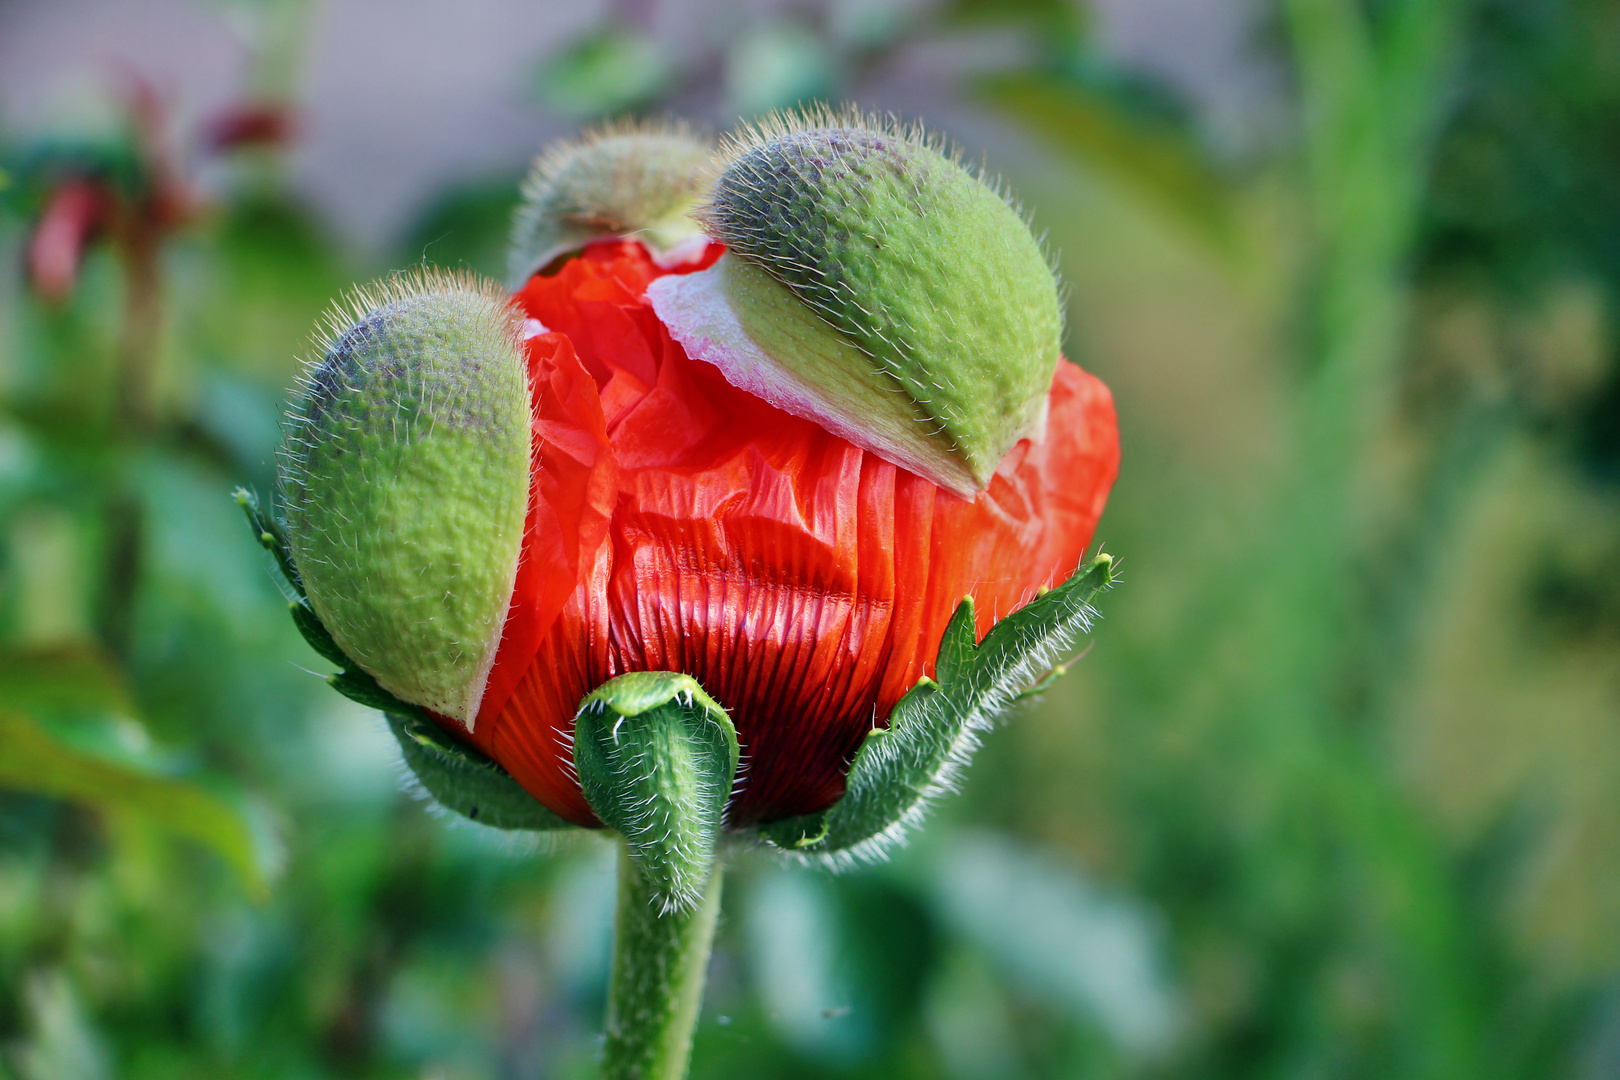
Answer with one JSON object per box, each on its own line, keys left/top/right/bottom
{"left": 263, "top": 121, "right": 1118, "bottom": 843}
{"left": 508, "top": 119, "right": 713, "bottom": 286}
{"left": 648, "top": 109, "right": 1060, "bottom": 497}
{"left": 254, "top": 114, "right": 1119, "bottom": 1079}
{"left": 279, "top": 269, "right": 531, "bottom": 726}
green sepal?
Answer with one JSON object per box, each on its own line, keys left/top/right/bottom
{"left": 681, "top": 114, "right": 1062, "bottom": 496}
{"left": 386, "top": 711, "right": 575, "bottom": 831}
{"left": 761, "top": 552, "right": 1115, "bottom": 862}
{"left": 508, "top": 122, "right": 713, "bottom": 287}
{"left": 574, "top": 672, "right": 739, "bottom": 914}
{"left": 237, "top": 487, "right": 576, "bottom": 833}
{"left": 278, "top": 270, "right": 530, "bottom": 726}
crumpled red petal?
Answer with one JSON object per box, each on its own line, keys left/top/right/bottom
{"left": 449, "top": 239, "right": 1119, "bottom": 827}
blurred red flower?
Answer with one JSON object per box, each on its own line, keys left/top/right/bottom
{"left": 201, "top": 102, "right": 299, "bottom": 153}
{"left": 444, "top": 239, "right": 1119, "bottom": 827}
{"left": 27, "top": 180, "right": 109, "bottom": 303}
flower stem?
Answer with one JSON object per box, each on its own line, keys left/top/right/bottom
{"left": 602, "top": 842, "right": 722, "bottom": 1080}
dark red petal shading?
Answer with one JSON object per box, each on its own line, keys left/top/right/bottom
{"left": 457, "top": 240, "right": 1119, "bottom": 827}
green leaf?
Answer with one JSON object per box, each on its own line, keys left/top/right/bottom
{"left": 386, "top": 711, "right": 576, "bottom": 831}
{"left": 0, "top": 646, "right": 163, "bottom": 774}
{"left": 977, "top": 72, "right": 1237, "bottom": 256}
{"left": 0, "top": 707, "right": 270, "bottom": 901}
{"left": 724, "top": 25, "right": 833, "bottom": 117}
{"left": 574, "top": 672, "right": 739, "bottom": 913}
{"left": 762, "top": 553, "right": 1115, "bottom": 863}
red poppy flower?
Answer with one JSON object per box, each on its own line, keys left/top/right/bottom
{"left": 433, "top": 238, "right": 1118, "bottom": 827}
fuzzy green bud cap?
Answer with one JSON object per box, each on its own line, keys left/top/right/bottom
{"left": 280, "top": 269, "right": 531, "bottom": 728}
{"left": 508, "top": 119, "right": 713, "bottom": 286}
{"left": 574, "top": 672, "right": 738, "bottom": 913}
{"left": 648, "top": 110, "right": 1060, "bottom": 497}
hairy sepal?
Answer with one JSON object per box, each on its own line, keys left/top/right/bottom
{"left": 278, "top": 269, "right": 530, "bottom": 728}
{"left": 508, "top": 119, "right": 713, "bottom": 287}
{"left": 575, "top": 672, "right": 739, "bottom": 915}
{"left": 236, "top": 488, "right": 574, "bottom": 833}
{"left": 761, "top": 552, "right": 1115, "bottom": 866}
{"left": 687, "top": 107, "right": 1061, "bottom": 494}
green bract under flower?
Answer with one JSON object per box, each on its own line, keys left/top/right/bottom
{"left": 649, "top": 109, "right": 1061, "bottom": 497}
{"left": 279, "top": 269, "right": 531, "bottom": 727}
{"left": 508, "top": 119, "right": 713, "bottom": 286}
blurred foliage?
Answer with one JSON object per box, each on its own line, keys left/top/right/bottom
{"left": 3, "top": 0, "right": 1620, "bottom": 1078}
{"left": 0, "top": 647, "right": 267, "bottom": 901}
{"left": 397, "top": 176, "right": 526, "bottom": 283}
{"left": 534, "top": 29, "right": 677, "bottom": 120}
{"left": 977, "top": 71, "right": 1236, "bottom": 256}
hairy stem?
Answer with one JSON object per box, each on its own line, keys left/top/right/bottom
{"left": 602, "top": 843, "right": 722, "bottom": 1080}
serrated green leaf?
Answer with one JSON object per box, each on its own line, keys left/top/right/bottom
{"left": 575, "top": 672, "right": 738, "bottom": 913}
{"left": 0, "top": 707, "right": 270, "bottom": 901}
{"left": 385, "top": 712, "right": 575, "bottom": 831}
{"left": 326, "top": 668, "right": 410, "bottom": 714}
{"left": 331, "top": 658, "right": 580, "bottom": 834}
{"left": 762, "top": 553, "right": 1115, "bottom": 862}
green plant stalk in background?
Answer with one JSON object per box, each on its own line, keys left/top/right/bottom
{"left": 978, "top": 0, "right": 1599, "bottom": 1070}
{"left": 995, "top": 0, "right": 1504, "bottom": 1067}
{"left": 1256, "top": 0, "right": 1480, "bottom": 1069}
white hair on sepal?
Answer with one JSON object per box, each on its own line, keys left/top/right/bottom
{"left": 277, "top": 263, "right": 524, "bottom": 519}
{"left": 702, "top": 103, "right": 1052, "bottom": 261}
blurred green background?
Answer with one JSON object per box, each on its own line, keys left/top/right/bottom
{"left": 2, "top": 0, "right": 1619, "bottom": 1076}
